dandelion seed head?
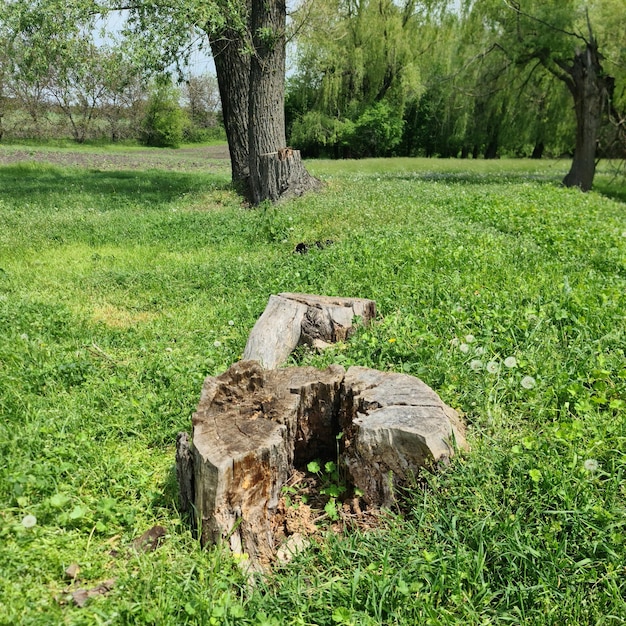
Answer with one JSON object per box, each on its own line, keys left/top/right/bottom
{"left": 228, "top": 320, "right": 235, "bottom": 326}
{"left": 521, "top": 375, "right": 536, "bottom": 390}
{"left": 470, "top": 359, "right": 483, "bottom": 371}
{"left": 474, "top": 346, "right": 485, "bottom": 356}
{"left": 584, "top": 459, "right": 599, "bottom": 472}
{"left": 213, "top": 340, "right": 222, "bottom": 348}
{"left": 465, "top": 334, "right": 475, "bottom": 343}
{"left": 504, "top": 356, "right": 517, "bottom": 368}
{"left": 459, "top": 343, "right": 470, "bottom": 353}
{"left": 20, "top": 333, "right": 29, "bottom": 341}
{"left": 486, "top": 361, "right": 500, "bottom": 374}
{"left": 450, "top": 338, "right": 460, "bottom": 347}
{"left": 22, "top": 514, "right": 37, "bottom": 528}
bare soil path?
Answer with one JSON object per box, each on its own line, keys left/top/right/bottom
{"left": 0, "top": 144, "right": 231, "bottom": 172}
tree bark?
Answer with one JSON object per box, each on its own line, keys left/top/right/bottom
{"left": 560, "top": 42, "right": 610, "bottom": 191}
{"left": 247, "top": 0, "right": 320, "bottom": 204}
{"left": 207, "top": 0, "right": 320, "bottom": 204}
{"left": 209, "top": 26, "right": 251, "bottom": 192}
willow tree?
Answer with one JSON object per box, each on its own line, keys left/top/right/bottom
{"left": 463, "top": 0, "right": 626, "bottom": 190}
{"left": 287, "top": 0, "right": 430, "bottom": 157}
{"left": 123, "top": 0, "right": 320, "bottom": 203}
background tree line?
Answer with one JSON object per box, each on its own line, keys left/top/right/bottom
{"left": 1, "top": 0, "right": 624, "bottom": 194}
{"left": 0, "top": 20, "right": 224, "bottom": 147}
{"left": 286, "top": 0, "right": 626, "bottom": 174}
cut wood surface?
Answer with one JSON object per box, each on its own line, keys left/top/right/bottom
{"left": 242, "top": 292, "right": 376, "bottom": 369}
{"left": 340, "top": 366, "right": 467, "bottom": 508}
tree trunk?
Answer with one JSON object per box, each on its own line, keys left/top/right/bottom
{"left": 207, "top": 0, "right": 320, "bottom": 205}
{"left": 209, "top": 27, "right": 251, "bottom": 193}
{"left": 484, "top": 138, "right": 499, "bottom": 159}
{"left": 531, "top": 141, "right": 544, "bottom": 159}
{"left": 247, "top": 0, "right": 320, "bottom": 204}
{"left": 560, "top": 42, "right": 608, "bottom": 192}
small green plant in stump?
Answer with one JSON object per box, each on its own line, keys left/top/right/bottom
{"left": 307, "top": 459, "right": 347, "bottom": 521}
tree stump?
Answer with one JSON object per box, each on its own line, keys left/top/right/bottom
{"left": 185, "top": 360, "right": 345, "bottom": 566}
{"left": 340, "top": 367, "right": 467, "bottom": 508}
{"left": 178, "top": 362, "right": 466, "bottom": 567}
{"left": 176, "top": 293, "right": 467, "bottom": 568}
{"left": 243, "top": 292, "right": 376, "bottom": 369}
{"left": 253, "top": 149, "right": 323, "bottom": 204}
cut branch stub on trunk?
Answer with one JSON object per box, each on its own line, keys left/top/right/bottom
{"left": 253, "top": 149, "right": 323, "bottom": 204}
{"left": 243, "top": 292, "right": 376, "bottom": 369}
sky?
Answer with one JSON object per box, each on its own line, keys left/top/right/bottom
{"left": 94, "top": 9, "right": 216, "bottom": 77}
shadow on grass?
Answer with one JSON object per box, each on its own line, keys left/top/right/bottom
{"left": 377, "top": 170, "right": 626, "bottom": 203}
{"left": 593, "top": 179, "right": 626, "bottom": 204}
{"left": 0, "top": 163, "right": 233, "bottom": 207}
{"left": 382, "top": 170, "right": 564, "bottom": 186}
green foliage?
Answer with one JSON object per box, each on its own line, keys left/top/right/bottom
{"left": 291, "top": 104, "right": 404, "bottom": 158}
{"left": 0, "top": 147, "right": 625, "bottom": 622}
{"left": 287, "top": 0, "right": 424, "bottom": 157}
{"left": 140, "top": 81, "right": 187, "bottom": 148}
{"left": 351, "top": 101, "right": 404, "bottom": 157}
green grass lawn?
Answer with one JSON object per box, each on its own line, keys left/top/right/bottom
{"left": 0, "top": 148, "right": 625, "bottom": 625}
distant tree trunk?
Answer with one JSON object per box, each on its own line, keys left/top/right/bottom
{"left": 531, "top": 141, "right": 544, "bottom": 159}
{"left": 209, "top": 27, "right": 251, "bottom": 194}
{"left": 247, "top": 0, "right": 320, "bottom": 204}
{"left": 484, "top": 138, "right": 498, "bottom": 159}
{"left": 557, "top": 41, "right": 610, "bottom": 191}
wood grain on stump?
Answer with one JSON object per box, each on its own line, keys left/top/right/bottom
{"left": 178, "top": 361, "right": 466, "bottom": 566}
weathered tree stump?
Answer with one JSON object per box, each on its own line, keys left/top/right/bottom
{"left": 252, "top": 149, "right": 323, "bottom": 204}
{"left": 186, "top": 360, "right": 345, "bottom": 565}
{"left": 243, "top": 292, "right": 376, "bottom": 369}
{"left": 178, "top": 361, "right": 466, "bottom": 566}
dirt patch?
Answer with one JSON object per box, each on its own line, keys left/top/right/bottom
{"left": 270, "top": 469, "right": 382, "bottom": 565}
{"left": 0, "top": 144, "right": 231, "bottom": 172}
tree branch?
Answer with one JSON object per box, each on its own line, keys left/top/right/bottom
{"left": 503, "top": 0, "right": 586, "bottom": 43}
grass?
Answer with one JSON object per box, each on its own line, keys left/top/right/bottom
{"left": 0, "top": 147, "right": 625, "bottom": 624}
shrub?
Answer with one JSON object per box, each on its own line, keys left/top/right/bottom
{"left": 351, "top": 101, "right": 404, "bottom": 157}
{"left": 140, "top": 82, "right": 187, "bottom": 148}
